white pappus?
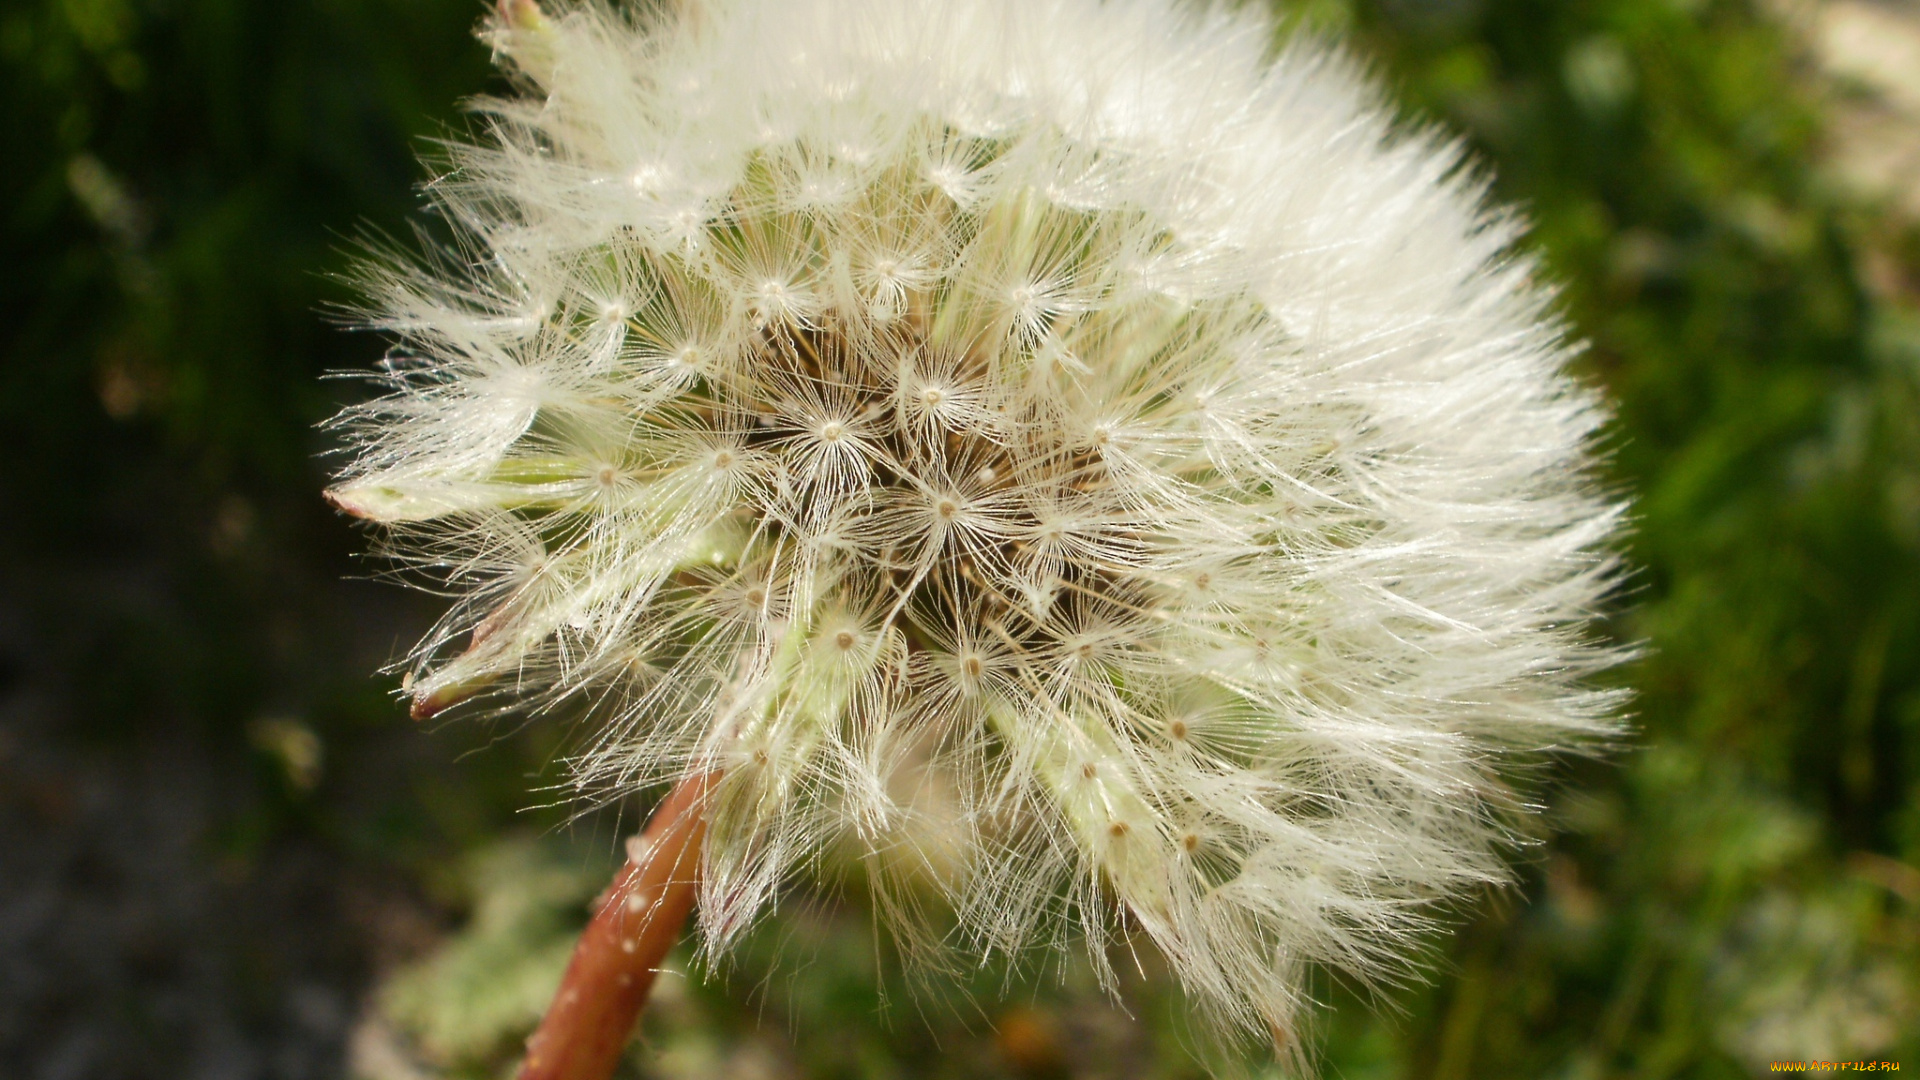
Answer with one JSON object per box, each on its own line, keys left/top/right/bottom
{"left": 327, "top": 0, "right": 1629, "bottom": 1059}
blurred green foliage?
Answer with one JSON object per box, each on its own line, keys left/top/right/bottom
{"left": 3, "top": 0, "right": 1918, "bottom": 1077}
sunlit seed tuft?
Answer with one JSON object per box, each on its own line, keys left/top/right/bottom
{"left": 327, "top": 0, "right": 1628, "bottom": 1060}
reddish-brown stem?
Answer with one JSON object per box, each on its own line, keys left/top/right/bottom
{"left": 516, "top": 773, "right": 716, "bottom": 1080}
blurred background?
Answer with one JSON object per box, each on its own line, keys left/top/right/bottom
{"left": 4, "top": 0, "right": 1920, "bottom": 1076}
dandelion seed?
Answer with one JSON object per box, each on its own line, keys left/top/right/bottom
{"left": 327, "top": 0, "right": 1628, "bottom": 1065}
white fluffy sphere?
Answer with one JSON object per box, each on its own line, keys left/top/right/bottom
{"left": 329, "top": 0, "right": 1627, "bottom": 1052}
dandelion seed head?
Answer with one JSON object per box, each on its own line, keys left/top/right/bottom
{"left": 327, "top": 0, "right": 1628, "bottom": 1060}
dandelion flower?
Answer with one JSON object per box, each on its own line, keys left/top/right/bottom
{"left": 328, "top": 0, "right": 1627, "bottom": 1054}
